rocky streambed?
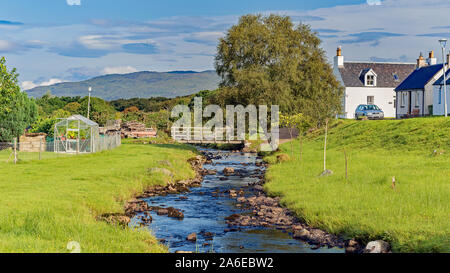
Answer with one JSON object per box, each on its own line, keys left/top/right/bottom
{"left": 124, "top": 148, "right": 366, "bottom": 253}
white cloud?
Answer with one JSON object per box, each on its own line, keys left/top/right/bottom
{"left": 66, "top": 0, "right": 81, "bottom": 6}
{"left": 0, "top": 40, "right": 14, "bottom": 51}
{"left": 21, "top": 81, "right": 38, "bottom": 90}
{"left": 367, "top": 0, "right": 382, "bottom": 6}
{"left": 21, "top": 78, "right": 64, "bottom": 90}
{"left": 9, "top": 0, "right": 450, "bottom": 83}
{"left": 284, "top": 0, "right": 450, "bottom": 62}
{"left": 184, "top": 31, "right": 225, "bottom": 46}
{"left": 101, "top": 66, "right": 138, "bottom": 75}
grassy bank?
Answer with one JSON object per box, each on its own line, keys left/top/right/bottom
{"left": 0, "top": 144, "right": 196, "bottom": 253}
{"left": 265, "top": 118, "right": 450, "bottom": 252}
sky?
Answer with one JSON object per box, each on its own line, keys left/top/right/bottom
{"left": 1, "top": 0, "right": 450, "bottom": 90}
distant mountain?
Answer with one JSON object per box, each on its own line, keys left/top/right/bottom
{"left": 26, "top": 70, "right": 221, "bottom": 100}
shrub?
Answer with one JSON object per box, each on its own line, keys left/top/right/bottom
{"left": 276, "top": 153, "right": 291, "bottom": 163}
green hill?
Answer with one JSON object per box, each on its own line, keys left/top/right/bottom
{"left": 310, "top": 117, "right": 450, "bottom": 151}
{"left": 26, "top": 70, "right": 221, "bottom": 100}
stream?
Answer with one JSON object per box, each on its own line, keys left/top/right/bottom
{"left": 131, "top": 148, "right": 343, "bottom": 253}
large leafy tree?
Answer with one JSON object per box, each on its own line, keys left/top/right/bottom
{"left": 78, "top": 97, "right": 116, "bottom": 126}
{"left": 0, "top": 57, "right": 38, "bottom": 142}
{"left": 215, "top": 14, "right": 343, "bottom": 125}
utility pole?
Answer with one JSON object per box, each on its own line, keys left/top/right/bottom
{"left": 439, "top": 39, "right": 448, "bottom": 117}
{"left": 87, "top": 86, "right": 92, "bottom": 119}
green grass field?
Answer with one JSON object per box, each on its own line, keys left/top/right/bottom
{"left": 0, "top": 143, "right": 196, "bottom": 253}
{"left": 265, "top": 118, "right": 450, "bottom": 253}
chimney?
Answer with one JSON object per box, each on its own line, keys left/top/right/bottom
{"left": 334, "top": 46, "right": 344, "bottom": 68}
{"left": 417, "top": 52, "right": 427, "bottom": 68}
{"left": 427, "top": 51, "right": 437, "bottom": 65}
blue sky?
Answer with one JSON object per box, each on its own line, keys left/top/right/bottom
{"left": 1, "top": 0, "right": 450, "bottom": 90}
{"left": 2, "top": 0, "right": 364, "bottom": 22}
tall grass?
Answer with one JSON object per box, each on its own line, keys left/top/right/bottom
{"left": 0, "top": 144, "right": 196, "bottom": 253}
{"left": 265, "top": 118, "right": 450, "bottom": 252}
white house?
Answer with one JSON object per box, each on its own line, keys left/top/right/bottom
{"left": 395, "top": 52, "right": 448, "bottom": 118}
{"left": 432, "top": 69, "right": 450, "bottom": 116}
{"left": 333, "top": 47, "right": 416, "bottom": 119}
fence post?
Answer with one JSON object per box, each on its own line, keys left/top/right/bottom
{"left": 13, "top": 138, "right": 17, "bottom": 164}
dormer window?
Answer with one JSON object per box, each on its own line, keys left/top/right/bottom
{"left": 359, "top": 68, "right": 377, "bottom": 86}
{"left": 366, "top": 75, "right": 375, "bottom": 86}
{"left": 363, "top": 69, "right": 377, "bottom": 86}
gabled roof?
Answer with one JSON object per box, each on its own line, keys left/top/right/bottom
{"left": 338, "top": 62, "right": 415, "bottom": 88}
{"left": 433, "top": 69, "right": 450, "bottom": 86}
{"left": 361, "top": 68, "right": 377, "bottom": 76}
{"left": 395, "top": 64, "right": 443, "bottom": 91}
{"left": 66, "top": 115, "right": 99, "bottom": 126}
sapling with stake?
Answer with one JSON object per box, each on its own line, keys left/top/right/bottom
{"left": 320, "top": 118, "right": 333, "bottom": 176}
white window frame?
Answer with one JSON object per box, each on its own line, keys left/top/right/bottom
{"left": 366, "top": 75, "right": 375, "bottom": 86}
{"left": 414, "top": 91, "right": 420, "bottom": 107}
{"left": 401, "top": 92, "right": 406, "bottom": 107}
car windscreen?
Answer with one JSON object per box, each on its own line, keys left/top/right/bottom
{"left": 364, "top": 105, "right": 380, "bottom": 110}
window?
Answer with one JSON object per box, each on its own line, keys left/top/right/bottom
{"left": 366, "top": 75, "right": 375, "bottom": 86}
{"left": 367, "top": 96, "right": 375, "bottom": 105}
{"left": 415, "top": 91, "right": 420, "bottom": 107}
{"left": 401, "top": 92, "right": 406, "bottom": 107}
{"left": 439, "top": 88, "right": 442, "bottom": 104}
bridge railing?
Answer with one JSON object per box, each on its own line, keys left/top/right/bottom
{"left": 171, "top": 127, "right": 238, "bottom": 142}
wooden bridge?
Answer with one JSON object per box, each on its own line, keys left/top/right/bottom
{"left": 171, "top": 127, "right": 245, "bottom": 144}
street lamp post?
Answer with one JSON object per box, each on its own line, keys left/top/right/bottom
{"left": 87, "top": 86, "right": 92, "bottom": 119}
{"left": 439, "top": 39, "right": 448, "bottom": 117}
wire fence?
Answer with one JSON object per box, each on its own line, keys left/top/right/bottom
{"left": 0, "top": 133, "right": 121, "bottom": 164}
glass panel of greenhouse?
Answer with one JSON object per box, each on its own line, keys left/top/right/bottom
{"left": 54, "top": 115, "right": 100, "bottom": 154}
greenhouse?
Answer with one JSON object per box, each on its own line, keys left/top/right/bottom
{"left": 54, "top": 115, "right": 100, "bottom": 154}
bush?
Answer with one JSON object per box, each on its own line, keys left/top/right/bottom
{"left": 276, "top": 153, "right": 291, "bottom": 163}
